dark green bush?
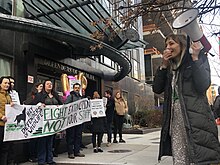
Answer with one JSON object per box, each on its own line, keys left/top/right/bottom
{"left": 132, "top": 109, "right": 162, "bottom": 128}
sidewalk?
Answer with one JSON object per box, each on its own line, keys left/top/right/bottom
{"left": 20, "top": 130, "right": 173, "bottom": 165}
{"left": 20, "top": 126, "right": 220, "bottom": 165}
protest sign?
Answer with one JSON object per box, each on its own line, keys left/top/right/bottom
{"left": 90, "top": 99, "right": 106, "bottom": 118}
{"left": 4, "top": 98, "right": 91, "bottom": 141}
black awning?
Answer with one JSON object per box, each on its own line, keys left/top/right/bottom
{"left": 22, "top": 0, "right": 145, "bottom": 50}
{"left": 0, "top": 13, "right": 131, "bottom": 81}
{"left": 22, "top": 0, "right": 123, "bottom": 47}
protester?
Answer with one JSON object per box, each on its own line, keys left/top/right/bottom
{"left": 113, "top": 91, "right": 128, "bottom": 143}
{"left": 104, "top": 90, "right": 115, "bottom": 147}
{"left": 0, "top": 76, "right": 13, "bottom": 165}
{"left": 80, "top": 88, "right": 87, "bottom": 150}
{"left": 153, "top": 33, "right": 220, "bottom": 164}
{"left": 24, "top": 82, "right": 43, "bottom": 105}
{"left": 213, "top": 87, "right": 220, "bottom": 119}
{"left": 32, "top": 80, "right": 63, "bottom": 165}
{"left": 24, "top": 82, "right": 43, "bottom": 162}
{"left": 65, "top": 83, "right": 85, "bottom": 159}
{"left": 6, "top": 76, "right": 18, "bottom": 165}
{"left": 91, "top": 91, "right": 105, "bottom": 153}
{"left": 7, "top": 76, "right": 20, "bottom": 105}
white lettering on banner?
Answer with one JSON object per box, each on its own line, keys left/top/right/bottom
{"left": 4, "top": 98, "right": 91, "bottom": 141}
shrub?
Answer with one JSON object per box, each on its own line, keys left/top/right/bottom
{"left": 132, "top": 109, "right": 162, "bottom": 128}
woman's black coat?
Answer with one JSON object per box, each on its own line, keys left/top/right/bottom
{"left": 153, "top": 51, "right": 220, "bottom": 164}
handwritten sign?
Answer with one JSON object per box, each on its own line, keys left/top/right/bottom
{"left": 4, "top": 98, "right": 91, "bottom": 141}
{"left": 90, "top": 99, "right": 106, "bottom": 118}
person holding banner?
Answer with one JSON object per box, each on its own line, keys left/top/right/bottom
{"left": 153, "top": 34, "right": 220, "bottom": 164}
{"left": 0, "top": 76, "right": 13, "bottom": 165}
{"left": 113, "top": 91, "right": 128, "bottom": 143}
{"left": 91, "top": 91, "right": 105, "bottom": 153}
{"left": 65, "top": 83, "right": 85, "bottom": 159}
{"left": 33, "top": 80, "right": 63, "bottom": 165}
{"left": 24, "top": 82, "right": 43, "bottom": 105}
{"left": 24, "top": 82, "right": 43, "bottom": 162}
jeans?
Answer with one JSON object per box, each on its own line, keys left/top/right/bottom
{"left": 106, "top": 122, "right": 112, "bottom": 143}
{"left": 92, "top": 133, "right": 103, "bottom": 148}
{"left": 38, "top": 135, "right": 54, "bottom": 164}
{"left": 113, "top": 114, "right": 124, "bottom": 140}
{"left": 66, "top": 124, "right": 82, "bottom": 155}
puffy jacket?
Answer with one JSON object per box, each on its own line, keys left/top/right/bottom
{"left": 153, "top": 51, "right": 220, "bottom": 164}
{"left": 0, "top": 90, "right": 12, "bottom": 126}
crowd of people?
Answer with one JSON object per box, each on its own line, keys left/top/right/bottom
{"left": 0, "top": 76, "right": 128, "bottom": 165}
{"left": 1, "top": 33, "right": 220, "bottom": 165}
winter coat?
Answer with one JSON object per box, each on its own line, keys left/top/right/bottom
{"left": 91, "top": 117, "right": 105, "bottom": 133}
{"left": 0, "top": 90, "right": 11, "bottom": 126}
{"left": 65, "top": 91, "right": 82, "bottom": 104}
{"left": 114, "top": 98, "right": 128, "bottom": 116}
{"left": 32, "top": 91, "right": 63, "bottom": 105}
{"left": 153, "top": 51, "right": 220, "bottom": 164}
{"left": 105, "top": 96, "right": 115, "bottom": 123}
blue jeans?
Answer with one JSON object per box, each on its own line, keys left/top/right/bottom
{"left": 38, "top": 135, "right": 54, "bottom": 164}
{"left": 66, "top": 124, "right": 82, "bottom": 155}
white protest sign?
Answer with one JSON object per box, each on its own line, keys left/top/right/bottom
{"left": 90, "top": 99, "right": 106, "bottom": 118}
{"left": 4, "top": 98, "right": 91, "bottom": 141}
{"left": 9, "top": 90, "right": 20, "bottom": 105}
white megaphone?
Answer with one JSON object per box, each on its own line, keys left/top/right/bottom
{"left": 172, "top": 9, "right": 211, "bottom": 52}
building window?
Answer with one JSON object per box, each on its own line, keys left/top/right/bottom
{"left": 132, "top": 60, "right": 139, "bottom": 79}
{"left": 130, "top": 49, "right": 140, "bottom": 80}
{"left": 122, "top": 90, "right": 128, "bottom": 101}
{"left": 103, "top": 56, "right": 112, "bottom": 66}
{"left": 0, "top": 56, "right": 11, "bottom": 76}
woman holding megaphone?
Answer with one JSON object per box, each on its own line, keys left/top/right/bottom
{"left": 153, "top": 33, "right": 220, "bottom": 165}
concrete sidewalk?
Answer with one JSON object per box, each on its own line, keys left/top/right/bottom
{"left": 20, "top": 130, "right": 173, "bottom": 165}
{"left": 20, "top": 126, "right": 220, "bottom": 165}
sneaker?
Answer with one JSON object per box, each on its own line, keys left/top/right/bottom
{"left": 119, "top": 139, "right": 126, "bottom": 143}
{"left": 98, "top": 148, "right": 103, "bottom": 152}
{"left": 113, "top": 139, "right": 118, "bottom": 143}
{"left": 48, "top": 161, "right": 56, "bottom": 165}
{"left": 93, "top": 148, "right": 98, "bottom": 153}
{"left": 29, "top": 158, "right": 38, "bottom": 162}
{"left": 106, "top": 142, "right": 111, "bottom": 147}
{"left": 68, "top": 154, "right": 75, "bottom": 159}
{"left": 74, "top": 153, "right": 85, "bottom": 157}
